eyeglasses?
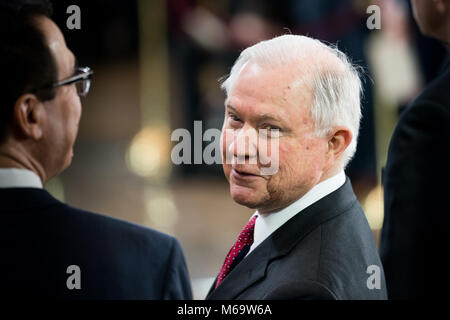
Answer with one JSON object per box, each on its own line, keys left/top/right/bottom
{"left": 53, "top": 66, "right": 93, "bottom": 97}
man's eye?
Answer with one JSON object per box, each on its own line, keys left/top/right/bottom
{"left": 262, "top": 124, "right": 281, "bottom": 131}
{"left": 260, "top": 125, "right": 282, "bottom": 138}
{"left": 229, "top": 114, "right": 241, "bottom": 122}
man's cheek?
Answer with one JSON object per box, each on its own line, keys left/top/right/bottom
{"left": 276, "top": 146, "right": 290, "bottom": 168}
{"left": 222, "top": 164, "right": 231, "bottom": 181}
{"left": 221, "top": 130, "right": 235, "bottom": 166}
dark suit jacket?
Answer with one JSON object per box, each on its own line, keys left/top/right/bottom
{"left": 206, "top": 178, "right": 387, "bottom": 300}
{"left": 0, "top": 188, "right": 192, "bottom": 299}
{"left": 380, "top": 57, "right": 450, "bottom": 299}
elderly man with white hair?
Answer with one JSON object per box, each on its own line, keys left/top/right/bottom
{"left": 206, "top": 34, "right": 387, "bottom": 300}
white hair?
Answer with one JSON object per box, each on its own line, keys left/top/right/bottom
{"left": 221, "top": 34, "right": 363, "bottom": 168}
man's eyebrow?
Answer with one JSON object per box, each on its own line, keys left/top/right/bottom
{"left": 258, "top": 113, "right": 282, "bottom": 122}
{"left": 226, "top": 104, "right": 285, "bottom": 124}
{"left": 226, "top": 104, "right": 238, "bottom": 113}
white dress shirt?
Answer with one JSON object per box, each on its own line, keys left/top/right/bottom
{"left": 0, "top": 168, "right": 43, "bottom": 189}
{"left": 247, "top": 170, "right": 346, "bottom": 256}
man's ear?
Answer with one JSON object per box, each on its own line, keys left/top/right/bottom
{"left": 12, "top": 94, "right": 46, "bottom": 140}
{"left": 327, "top": 126, "right": 353, "bottom": 161}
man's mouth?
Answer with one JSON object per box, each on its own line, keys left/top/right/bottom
{"left": 231, "top": 168, "right": 261, "bottom": 179}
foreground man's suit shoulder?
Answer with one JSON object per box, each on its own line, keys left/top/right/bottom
{"left": 380, "top": 60, "right": 450, "bottom": 299}
{"left": 0, "top": 188, "right": 192, "bottom": 299}
{"left": 207, "top": 178, "right": 387, "bottom": 300}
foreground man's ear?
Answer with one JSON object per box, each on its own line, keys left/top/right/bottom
{"left": 327, "top": 127, "right": 352, "bottom": 161}
{"left": 13, "top": 93, "right": 46, "bottom": 141}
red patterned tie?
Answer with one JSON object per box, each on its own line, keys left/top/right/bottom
{"left": 215, "top": 215, "right": 258, "bottom": 288}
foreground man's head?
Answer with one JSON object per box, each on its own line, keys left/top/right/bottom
{"left": 0, "top": 0, "right": 91, "bottom": 184}
{"left": 220, "top": 34, "right": 362, "bottom": 214}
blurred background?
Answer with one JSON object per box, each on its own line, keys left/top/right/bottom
{"left": 47, "top": 0, "right": 448, "bottom": 299}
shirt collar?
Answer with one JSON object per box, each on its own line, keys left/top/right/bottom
{"left": 0, "top": 168, "right": 43, "bottom": 189}
{"left": 249, "top": 170, "right": 346, "bottom": 255}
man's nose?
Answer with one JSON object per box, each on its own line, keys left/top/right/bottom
{"left": 228, "top": 126, "right": 258, "bottom": 163}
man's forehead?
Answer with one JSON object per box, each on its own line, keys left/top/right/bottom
{"left": 228, "top": 67, "right": 309, "bottom": 105}
{"left": 35, "top": 15, "right": 75, "bottom": 75}
{"left": 225, "top": 97, "right": 293, "bottom": 123}
{"left": 35, "top": 15, "right": 66, "bottom": 48}
{"left": 239, "top": 61, "right": 262, "bottom": 78}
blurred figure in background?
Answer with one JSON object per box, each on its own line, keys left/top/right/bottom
{"left": 207, "top": 35, "right": 386, "bottom": 300}
{"left": 0, "top": 0, "right": 192, "bottom": 299}
{"left": 380, "top": 0, "right": 450, "bottom": 299}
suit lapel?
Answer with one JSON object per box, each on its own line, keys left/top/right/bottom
{"left": 206, "top": 236, "right": 276, "bottom": 299}
{"left": 206, "top": 177, "right": 357, "bottom": 300}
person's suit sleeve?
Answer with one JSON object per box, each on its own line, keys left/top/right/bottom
{"left": 262, "top": 279, "right": 337, "bottom": 300}
{"left": 162, "top": 237, "right": 193, "bottom": 300}
{"left": 381, "top": 100, "right": 450, "bottom": 297}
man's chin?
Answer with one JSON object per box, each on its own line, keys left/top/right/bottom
{"left": 230, "top": 184, "right": 264, "bottom": 209}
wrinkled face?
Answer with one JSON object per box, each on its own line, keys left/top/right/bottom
{"left": 37, "top": 16, "right": 81, "bottom": 177}
{"left": 221, "top": 62, "right": 331, "bottom": 214}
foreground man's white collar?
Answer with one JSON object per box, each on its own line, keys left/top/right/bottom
{"left": 0, "top": 168, "right": 43, "bottom": 189}
{"left": 248, "top": 170, "right": 346, "bottom": 255}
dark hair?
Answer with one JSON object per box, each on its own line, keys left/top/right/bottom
{"left": 0, "top": 0, "right": 57, "bottom": 143}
